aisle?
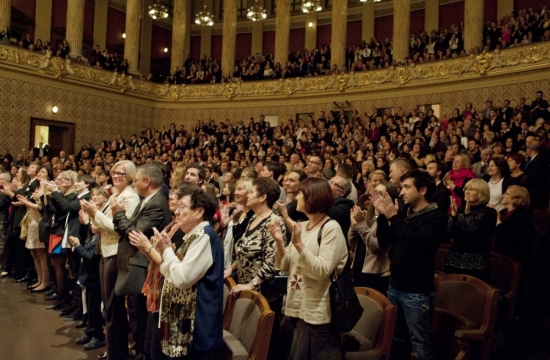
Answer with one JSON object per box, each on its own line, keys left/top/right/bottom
{"left": 0, "top": 277, "right": 104, "bottom": 360}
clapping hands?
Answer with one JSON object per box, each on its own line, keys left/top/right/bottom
{"left": 371, "top": 190, "right": 398, "bottom": 218}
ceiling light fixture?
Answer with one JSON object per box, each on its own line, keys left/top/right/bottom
{"left": 148, "top": 0, "right": 169, "bottom": 20}
{"left": 195, "top": 3, "right": 214, "bottom": 26}
{"left": 247, "top": 0, "right": 267, "bottom": 22}
{"left": 301, "top": 0, "right": 322, "bottom": 13}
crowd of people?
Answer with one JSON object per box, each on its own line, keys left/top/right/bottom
{"left": 4, "top": 5, "right": 545, "bottom": 86}
{"left": 1, "top": 86, "right": 549, "bottom": 359}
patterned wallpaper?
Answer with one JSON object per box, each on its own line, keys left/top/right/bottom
{"left": 153, "top": 76, "right": 550, "bottom": 129}
{"left": 0, "top": 75, "right": 154, "bottom": 153}
{"left": 2, "top": 69, "right": 550, "bottom": 155}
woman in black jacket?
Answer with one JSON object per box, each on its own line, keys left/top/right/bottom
{"left": 43, "top": 170, "right": 81, "bottom": 309}
{"left": 446, "top": 178, "right": 497, "bottom": 283}
{"left": 494, "top": 185, "right": 536, "bottom": 266}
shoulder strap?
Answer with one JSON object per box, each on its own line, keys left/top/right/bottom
{"left": 317, "top": 217, "right": 333, "bottom": 246}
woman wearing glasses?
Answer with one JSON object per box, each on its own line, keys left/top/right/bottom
{"left": 41, "top": 170, "right": 81, "bottom": 309}
{"left": 127, "top": 181, "right": 197, "bottom": 360}
{"left": 80, "top": 160, "right": 140, "bottom": 360}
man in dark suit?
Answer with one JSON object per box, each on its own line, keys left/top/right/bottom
{"left": 524, "top": 140, "right": 550, "bottom": 210}
{"left": 61, "top": 175, "right": 95, "bottom": 321}
{"left": 33, "top": 142, "right": 50, "bottom": 159}
{"left": 426, "top": 160, "right": 451, "bottom": 215}
{"left": 112, "top": 164, "right": 171, "bottom": 360}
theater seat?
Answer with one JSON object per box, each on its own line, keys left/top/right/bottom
{"left": 222, "top": 289, "right": 274, "bottom": 360}
{"left": 342, "top": 287, "right": 397, "bottom": 360}
{"left": 433, "top": 274, "right": 499, "bottom": 360}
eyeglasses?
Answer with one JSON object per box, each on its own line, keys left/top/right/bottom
{"left": 308, "top": 161, "right": 322, "bottom": 166}
{"left": 111, "top": 172, "right": 126, "bottom": 178}
{"left": 176, "top": 204, "right": 192, "bottom": 212}
{"left": 330, "top": 180, "right": 345, "bottom": 191}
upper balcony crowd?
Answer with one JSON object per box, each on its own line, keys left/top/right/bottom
{"left": 1, "top": 5, "right": 547, "bottom": 84}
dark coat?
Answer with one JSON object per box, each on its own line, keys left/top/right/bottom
{"left": 113, "top": 190, "right": 171, "bottom": 296}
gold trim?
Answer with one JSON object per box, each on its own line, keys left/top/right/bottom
{"left": 1, "top": 43, "right": 549, "bottom": 102}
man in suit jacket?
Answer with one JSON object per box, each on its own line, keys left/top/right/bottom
{"left": 524, "top": 140, "right": 550, "bottom": 210}
{"left": 427, "top": 160, "right": 451, "bottom": 215}
{"left": 112, "top": 164, "right": 171, "bottom": 360}
{"left": 472, "top": 147, "right": 494, "bottom": 181}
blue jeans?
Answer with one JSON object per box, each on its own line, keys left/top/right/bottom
{"left": 387, "top": 286, "right": 437, "bottom": 360}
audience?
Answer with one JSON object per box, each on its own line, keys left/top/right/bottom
{"left": 1, "top": 6, "right": 550, "bottom": 358}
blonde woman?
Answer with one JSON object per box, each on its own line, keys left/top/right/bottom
{"left": 42, "top": 170, "right": 80, "bottom": 309}
{"left": 80, "top": 160, "right": 140, "bottom": 360}
{"left": 15, "top": 166, "right": 53, "bottom": 292}
{"left": 221, "top": 179, "right": 254, "bottom": 271}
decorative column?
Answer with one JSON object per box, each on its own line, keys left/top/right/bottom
{"left": 251, "top": 20, "right": 264, "bottom": 57}
{"left": 361, "top": 0, "right": 375, "bottom": 43}
{"left": 221, "top": 0, "right": 237, "bottom": 77}
{"left": 66, "top": 0, "right": 85, "bottom": 57}
{"left": 331, "top": 0, "right": 347, "bottom": 70}
{"left": 171, "top": 0, "right": 188, "bottom": 73}
{"left": 497, "top": 0, "right": 513, "bottom": 23}
{"left": 0, "top": 0, "right": 10, "bottom": 34}
{"left": 464, "top": 0, "right": 484, "bottom": 52}
{"left": 393, "top": 0, "right": 410, "bottom": 63}
{"left": 93, "top": 0, "right": 108, "bottom": 50}
{"left": 200, "top": 0, "right": 213, "bottom": 58}
{"left": 304, "top": 12, "right": 317, "bottom": 51}
{"left": 139, "top": 0, "right": 153, "bottom": 76}
{"left": 35, "top": 0, "right": 53, "bottom": 45}
{"left": 124, "top": 0, "right": 142, "bottom": 74}
{"left": 424, "top": 0, "right": 439, "bottom": 35}
{"left": 274, "top": 0, "right": 290, "bottom": 65}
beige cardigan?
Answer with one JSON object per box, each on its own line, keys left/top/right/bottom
{"left": 92, "top": 186, "right": 140, "bottom": 257}
{"left": 348, "top": 220, "right": 390, "bottom": 276}
{"left": 275, "top": 219, "right": 348, "bottom": 325}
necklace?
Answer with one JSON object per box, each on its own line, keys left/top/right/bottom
{"left": 307, "top": 215, "right": 327, "bottom": 231}
{"left": 490, "top": 177, "right": 502, "bottom": 184}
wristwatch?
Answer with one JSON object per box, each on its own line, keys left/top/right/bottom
{"left": 252, "top": 278, "right": 259, "bottom": 289}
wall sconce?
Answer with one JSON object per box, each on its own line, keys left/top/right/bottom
{"left": 122, "top": 33, "right": 126, "bottom": 39}
{"left": 163, "top": 47, "right": 169, "bottom": 53}
{"left": 51, "top": 106, "right": 59, "bottom": 114}
{"left": 308, "top": 22, "right": 313, "bottom": 28}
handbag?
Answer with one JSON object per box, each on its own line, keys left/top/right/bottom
{"left": 60, "top": 212, "right": 71, "bottom": 248}
{"left": 261, "top": 274, "right": 288, "bottom": 300}
{"left": 19, "top": 212, "right": 29, "bottom": 240}
{"left": 317, "top": 219, "right": 364, "bottom": 334}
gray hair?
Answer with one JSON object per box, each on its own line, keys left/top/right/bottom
{"left": 0, "top": 172, "right": 12, "bottom": 182}
{"left": 138, "top": 164, "right": 164, "bottom": 187}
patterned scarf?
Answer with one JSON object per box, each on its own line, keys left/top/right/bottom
{"left": 159, "top": 230, "right": 201, "bottom": 358}
{"left": 142, "top": 220, "right": 178, "bottom": 312}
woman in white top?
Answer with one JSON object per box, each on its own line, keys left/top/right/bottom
{"left": 80, "top": 160, "right": 140, "bottom": 360}
{"left": 263, "top": 62, "right": 274, "bottom": 78}
{"left": 348, "top": 181, "right": 398, "bottom": 296}
{"left": 269, "top": 177, "right": 348, "bottom": 360}
{"left": 486, "top": 157, "right": 512, "bottom": 212}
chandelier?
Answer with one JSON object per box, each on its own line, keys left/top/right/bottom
{"left": 148, "top": 0, "right": 169, "bottom": 20}
{"left": 359, "top": 0, "right": 382, "bottom": 2}
{"left": 247, "top": 0, "right": 267, "bottom": 21}
{"left": 301, "top": 0, "right": 322, "bottom": 13}
{"left": 195, "top": 3, "right": 214, "bottom": 26}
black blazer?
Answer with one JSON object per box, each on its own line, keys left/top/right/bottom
{"left": 494, "top": 207, "right": 535, "bottom": 266}
{"left": 432, "top": 182, "right": 451, "bottom": 215}
{"left": 74, "top": 231, "right": 101, "bottom": 287}
{"left": 50, "top": 191, "right": 81, "bottom": 237}
{"left": 113, "top": 190, "right": 171, "bottom": 296}
{"left": 524, "top": 153, "right": 550, "bottom": 210}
